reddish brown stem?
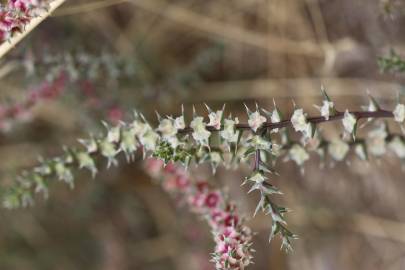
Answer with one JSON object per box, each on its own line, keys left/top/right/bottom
{"left": 254, "top": 149, "right": 260, "bottom": 171}
{"left": 179, "top": 109, "right": 394, "bottom": 133}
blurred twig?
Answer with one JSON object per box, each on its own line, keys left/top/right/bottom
{"left": 52, "top": 0, "right": 128, "bottom": 17}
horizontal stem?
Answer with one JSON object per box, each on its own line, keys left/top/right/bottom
{"left": 179, "top": 109, "right": 394, "bottom": 133}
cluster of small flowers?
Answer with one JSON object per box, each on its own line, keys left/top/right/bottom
{"left": 284, "top": 122, "right": 405, "bottom": 170}
{"left": 145, "top": 158, "right": 253, "bottom": 270}
{"left": 0, "top": 0, "right": 49, "bottom": 42}
{"left": 0, "top": 70, "right": 66, "bottom": 131}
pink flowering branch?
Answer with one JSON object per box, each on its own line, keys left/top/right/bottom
{"left": 0, "top": 0, "right": 66, "bottom": 59}
{"left": 0, "top": 73, "right": 127, "bottom": 130}
{"left": 145, "top": 158, "right": 254, "bottom": 270}
{"left": 0, "top": 70, "right": 66, "bottom": 130}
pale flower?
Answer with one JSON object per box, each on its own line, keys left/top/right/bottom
{"left": 107, "top": 125, "right": 121, "bottom": 143}
{"left": 76, "top": 151, "right": 97, "bottom": 177}
{"left": 248, "top": 111, "right": 266, "bottom": 132}
{"left": 355, "top": 144, "right": 367, "bottom": 160}
{"left": 79, "top": 137, "right": 98, "bottom": 153}
{"left": 208, "top": 110, "right": 223, "bottom": 130}
{"left": 367, "top": 125, "right": 387, "bottom": 157}
{"left": 303, "top": 123, "right": 313, "bottom": 139}
{"left": 271, "top": 109, "right": 281, "bottom": 123}
{"left": 247, "top": 172, "right": 266, "bottom": 184}
{"left": 158, "top": 118, "right": 177, "bottom": 138}
{"left": 291, "top": 109, "right": 308, "bottom": 132}
{"left": 210, "top": 152, "right": 222, "bottom": 164}
{"left": 270, "top": 108, "right": 281, "bottom": 133}
{"left": 368, "top": 99, "right": 378, "bottom": 112}
{"left": 100, "top": 140, "right": 119, "bottom": 167}
{"left": 132, "top": 120, "right": 150, "bottom": 137}
{"left": 393, "top": 104, "right": 405, "bottom": 123}
{"left": 342, "top": 110, "right": 356, "bottom": 134}
{"left": 209, "top": 151, "right": 222, "bottom": 173}
{"left": 271, "top": 143, "right": 282, "bottom": 156}
{"left": 328, "top": 139, "right": 350, "bottom": 161}
{"left": 318, "top": 100, "right": 334, "bottom": 120}
{"left": 190, "top": 116, "right": 211, "bottom": 145}
{"left": 174, "top": 115, "right": 185, "bottom": 129}
{"left": 289, "top": 144, "right": 309, "bottom": 166}
{"left": 389, "top": 136, "right": 405, "bottom": 159}
{"left": 167, "top": 136, "right": 181, "bottom": 148}
{"left": 220, "top": 118, "right": 239, "bottom": 143}
{"left": 306, "top": 135, "right": 321, "bottom": 151}
{"left": 140, "top": 130, "right": 159, "bottom": 151}
{"left": 251, "top": 135, "right": 271, "bottom": 150}
{"left": 120, "top": 128, "right": 137, "bottom": 159}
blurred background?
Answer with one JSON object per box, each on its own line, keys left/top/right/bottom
{"left": 1, "top": 0, "right": 405, "bottom": 269}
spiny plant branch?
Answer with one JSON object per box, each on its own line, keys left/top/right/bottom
{"left": 179, "top": 109, "right": 394, "bottom": 133}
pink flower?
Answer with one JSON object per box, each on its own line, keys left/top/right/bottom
{"left": 222, "top": 226, "right": 238, "bottom": 238}
{"left": 205, "top": 191, "right": 221, "bottom": 208}
{"left": 224, "top": 214, "right": 238, "bottom": 227}
{"left": 175, "top": 175, "right": 189, "bottom": 189}
{"left": 144, "top": 159, "right": 164, "bottom": 177}
{"left": 9, "top": 0, "right": 29, "bottom": 12}
{"left": 210, "top": 209, "right": 226, "bottom": 224}
{"left": 190, "top": 193, "right": 206, "bottom": 208}
{"left": 163, "top": 163, "right": 177, "bottom": 174}
{"left": 107, "top": 106, "right": 124, "bottom": 125}
{"left": 248, "top": 111, "right": 266, "bottom": 132}
{"left": 196, "top": 181, "right": 209, "bottom": 192}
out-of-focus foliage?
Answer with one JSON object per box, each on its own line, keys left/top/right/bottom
{"left": 378, "top": 50, "right": 405, "bottom": 73}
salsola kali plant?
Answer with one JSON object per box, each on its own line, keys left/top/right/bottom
{"left": 3, "top": 87, "right": 405, "bottom": 269}
{"left": 145, "top": 159, "right": 253, "bottom": 269}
